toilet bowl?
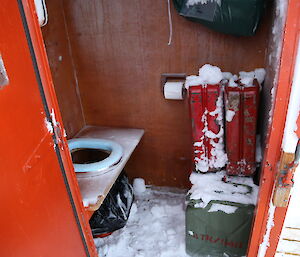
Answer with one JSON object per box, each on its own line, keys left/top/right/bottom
{"left": 68, "top": 138, "right": 123, "bottom": 174}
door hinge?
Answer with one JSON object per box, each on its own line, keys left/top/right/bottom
{"left": 273, "top": 139, "right": 300, "bottom": 207}
{"left": 49, "top": 108, "right": 66, "bottom": 151}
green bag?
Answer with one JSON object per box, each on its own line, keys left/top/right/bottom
{"left": 186, "top": 200, "right": 255, "bottom": 257}
{"left": 173, "top": 0, "right": 265, "bottom": 36}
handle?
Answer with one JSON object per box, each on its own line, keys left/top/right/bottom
{"left": 223, "top": 181, "right": 253, "bottom": 195}
{"left": 204, "top": 200, "right": 250, "bottom": 211}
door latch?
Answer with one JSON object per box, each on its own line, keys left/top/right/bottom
{"left": 273, "top": 139, "right": 300, "bottom": 207}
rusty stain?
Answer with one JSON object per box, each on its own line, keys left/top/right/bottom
{"left": 228, "top": 93, "right": 240, "bottom": 111}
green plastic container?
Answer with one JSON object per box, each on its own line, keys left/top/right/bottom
{"left": 173, "top": 0, "right": 265, "bottom": 36}
{"left": 186, "top": 199, "right": 255, "bottom": 257}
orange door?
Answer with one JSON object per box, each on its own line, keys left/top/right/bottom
{"left": 0, "top": 1, "right": 94, "bottom": 256}
{"left": 248, "top": 0, "right": 300, "bottom": 256}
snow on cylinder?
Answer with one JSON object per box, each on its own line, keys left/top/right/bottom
{"left": 225, "top": 68, "right": 266, "bottom": 88}
{"left": 185, "top": 64, "right": 223, "bottom": 89}
{"left": 194, "top": 93, "right": 227, "bottom": 172}
{"left": 226, "top": 110, "right": 235, "bottom": 122}
{"left": 133, "top": 178, "right": 146, "bottom": 195}
{"left": 185, "top": 64, "right": 227, "bottom": 173}
{"left": 186, "top": 65, "right": 266, "bottom": 172}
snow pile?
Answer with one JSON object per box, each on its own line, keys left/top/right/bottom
{"left": 188, "top": 171, "right": 259, "bottom": 209}
{"left": 208, "top": 203, "right": 238, "bottom": 214}
{"left": 224, "top": 68, "right": 266, "bottom": 88}
{"left": 94, "top": 187, "right": 188, "bottom": 257}
{"left": 185, "top": 64, "right": 223, "bottom": 89}
{"left": 133, "top": 178, "right": 147, "bottom": 195}
{"left": 186, "top": 0, "right": 221, "bottom": 7}
{"left": 194, "top": 95, "right": 227, "bottom": 172}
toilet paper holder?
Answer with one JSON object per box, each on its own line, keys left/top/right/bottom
{"left": 161, "top": 73, "right": 186, "bottom": 99}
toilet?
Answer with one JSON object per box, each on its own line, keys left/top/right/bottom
{"left": 68, "top": 138, "right": 123, "bottom": 175}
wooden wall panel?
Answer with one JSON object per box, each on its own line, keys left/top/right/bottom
{"left": 61, "top": 0, "right": 271, "bottom": 188}
{"left": 42, "top": 0, "right": 85, "bottom": 138}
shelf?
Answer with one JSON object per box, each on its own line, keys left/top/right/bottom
{"left": 74, "top": 126, "right": 144, "bottom": 212}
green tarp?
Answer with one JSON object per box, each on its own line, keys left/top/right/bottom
{"left": 186, "top": 200, "right": 255, "bottom": 257}
{"left": 173, "top": 0, "right": 265, "bottom": 36}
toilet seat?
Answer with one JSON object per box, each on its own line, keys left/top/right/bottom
{"left": 68, "top": 138, "right": 123, "bottom": 173}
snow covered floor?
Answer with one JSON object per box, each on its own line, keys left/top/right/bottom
{"left": 276, "top": 168, "right": 300, "bottom": 256}
{"left": 94, "top": 186, "right": 189, "bottom": 257}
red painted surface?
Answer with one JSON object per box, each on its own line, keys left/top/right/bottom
{"left": 225, "top": 83, "right": 259, "bottom": 176}
{"left": 296, "top": 114, "right": 300, "bottom": 138}
{"left": 247, "top": 0, "right": 300, "bottom": 256}
{"left": 189, "top": 85, "right": 223, "bottom": 172}
{"left": 20, "top": 1, "right": 98, "bottom": 256}
{"left": 0, "top": 1, "right": 97, "bottom": 256}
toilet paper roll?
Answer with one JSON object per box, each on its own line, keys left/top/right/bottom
{"left": 163, "top": 81, "right": 185, "bottom": 100}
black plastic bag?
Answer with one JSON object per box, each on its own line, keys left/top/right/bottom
{"left": 173, "top": 0, "right": 265, "bottom": 36}
{"left": 89, "top": 172, "right": 134, "bottom": 237}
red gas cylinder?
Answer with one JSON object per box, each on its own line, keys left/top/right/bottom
{"left": 188, "top": 84, "right": 227, "bottom": 173}
{"left": 224, "top": 80, "right": 259, "bottom": 176}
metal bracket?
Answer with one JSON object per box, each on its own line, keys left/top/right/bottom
{"left": 273, "top": 139, "right": 300, "bottom": 207}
